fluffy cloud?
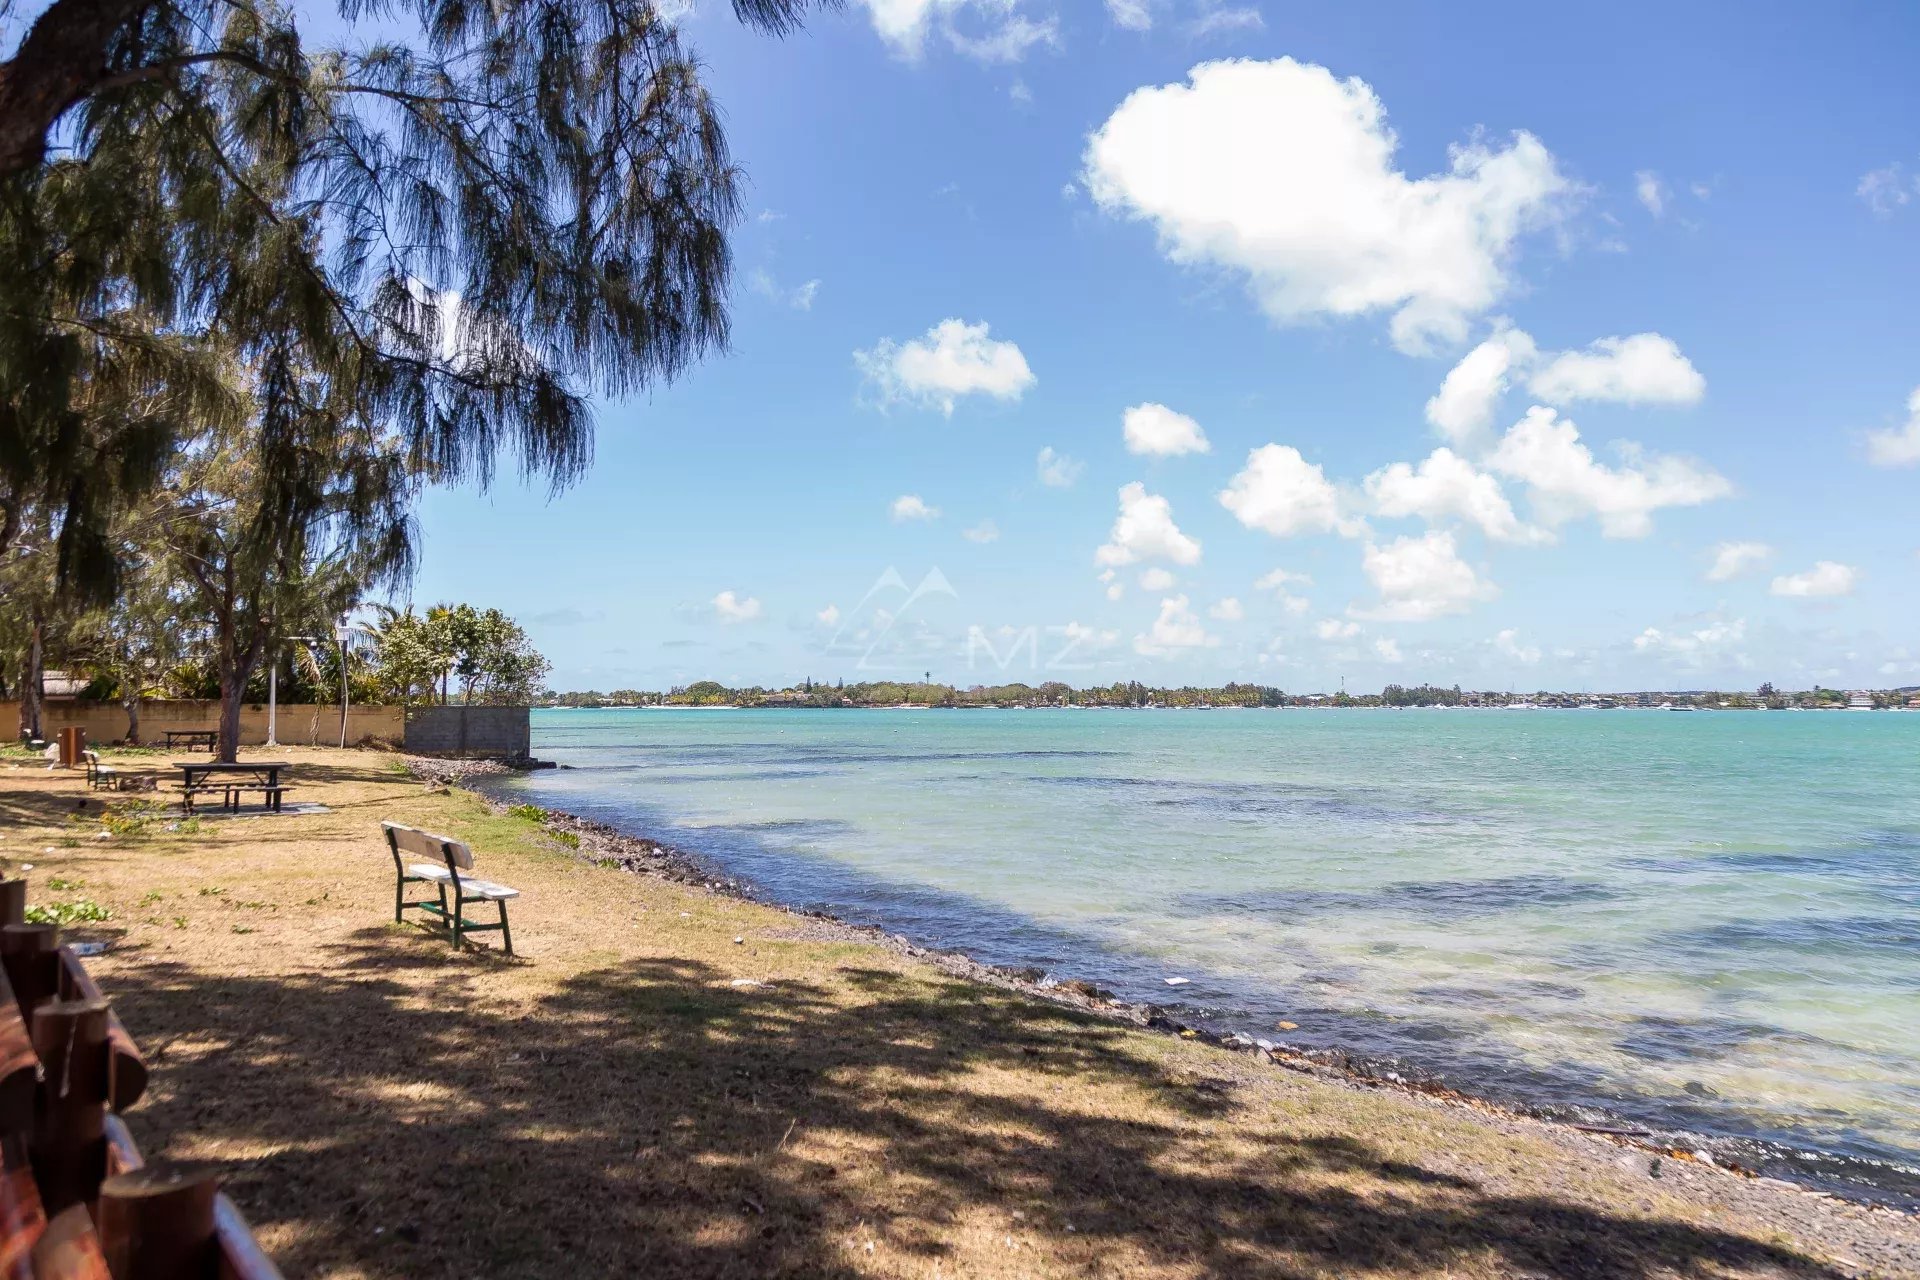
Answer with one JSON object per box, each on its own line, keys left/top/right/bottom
{"left": 891, "top": 494, "right": 941, "bottom": 522}
{"left": 1634, "top": 170, "right": 1666, "bottom": 218}
{"left": 817, "top": 604, "right": 841, "bottom": 627}
{"left": 1255, "top": 567, "right": 1313, "bottom": 614}
{"left": 1138, "top": 567, "right": 1177, "bottom": 591}
{"left": 1487, "top": 406, "right": 1730, "bottom": 538}
{"left": 1704, "top": 540, "right": 1772, "bottom": 582}
{"left": 1526, "top": 334, "right": 1706, "bottom": 407}
{"left": 1770, "top": 561, "right": 1859, "bottom": 599}
{"left": 1858, "top": 162, "right": 1918, "bottom": 217}
{"left": 1082, "top": 57, "right": 1572, "bottom": 354}
{"left": 855, "top": 319, "right": 1035, "bottom": 415}
{"left": 1315, "top": 618, "right": 1360, "bottom": 640}
{"left": 1105, "top": 0, "right": 1152, "bottom": 28}
{"left": 1353, "top": 530, "right": 1496, "bottom": 621}
{"left": 1134, "top": 594, "right": 1220, "bottom": 655}
{"left": 1363, "top": 447, "right": 1545, "bottom": 545}
{"left": 962, "top": 519, "right": 1000, "bottom": 543}
{"left": 1219, "top": 444, "right": 1364, "bottom": 538}
{"left": 1122, "top": 402, "right": 1211, "bottom": 456}
{"left": 713, "top": 591, "right": 763, "bottom": 624}
{"left": 750, "top": 269, "right": 821, "bottom": 311}
{"left": 1189, "top": 4, "right": 1261, "bottom": 35}
{"left": 1633, "top": 618, "right": 1746, "bottom": 666}
{"left": 1036, "top": 446, "right": 1084, "bottom": 487}
{"left": 1096, "top": 482, "right": 1203, "bottom": 567}
{"left": 1425, "top": 327, "right": 1536, "bottom": 447}
{"left": 1493, "top": 628, "right": 1541, "bottom": 664}
{"left": 1373, "top": 637, "right": 1403, "bottom": 662}
{"left": 1208, "top": 597, "right": 1244, "bottom": 621}
{"left": 858, "top": 0, "right": 1058, "bottom": 63}
{"left": 1864, "top": 387, "right": 1920, "bottom": 467}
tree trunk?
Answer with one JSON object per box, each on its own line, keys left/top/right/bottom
{"left": 0, "top": 0, "right": 154, "bottom": 180}
{"left": 215, "top": 655, "right": 244, "bottom": 763}
{"left": 18, "top": 619, "right": 43, "bottom": 742}
{"left": 122, "top": 693, "right": 139, "bottom": 746}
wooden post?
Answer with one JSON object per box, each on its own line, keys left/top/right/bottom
{"left": 0, "top": 884, "right": 24, "bottom": 930}
{"left": 29, "top": 1000, "right": 111, "bottom": 1216}
{"left": 0, "top": 1135, "right": 46, "bottom": 1280}
{"left": 96, "top": 1164, "right": 219, "bottom": 1280}
{"left": 0, "top": 926, "right": 59, "bottom": 1019}
{"left": 27, "top": 1204, "right": 110, "bottom": 1280}
{"left": 55, "top": 952, "right": 147, "bottom": 1113}
{"left": 0, "top": 969, "right": 36, "bottom": 1136}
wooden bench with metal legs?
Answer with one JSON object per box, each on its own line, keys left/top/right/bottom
{"left": 382, "top": 822, "right": 519, "bottom": 955}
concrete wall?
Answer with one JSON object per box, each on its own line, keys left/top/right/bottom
{"left": 3, "top": 700, "right": 404, "bottom": 746}
{"left": 402, "top": 705, "right": 531, "bottom": 759}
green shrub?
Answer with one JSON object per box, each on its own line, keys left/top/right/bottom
{"left": 26, "top": 899, "right": 112, "bottom": 925}
{"left": 508, "top": 804, "right": 548, "bottom": 822}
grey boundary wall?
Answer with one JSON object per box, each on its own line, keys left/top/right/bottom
{"left": 402, "top": 705, "right": 531, "bottom": 759}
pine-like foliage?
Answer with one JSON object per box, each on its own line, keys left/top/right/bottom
{"left": 0, "top": 0, "right": 826, "bottom": 594}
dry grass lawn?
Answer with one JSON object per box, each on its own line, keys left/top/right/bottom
{"left": 0, "top": 746, "right": 1913, "bottom": 1279}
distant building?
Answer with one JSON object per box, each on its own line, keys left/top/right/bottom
{"left": 1849, "top": 690, "right": 1875, "bottom": 710}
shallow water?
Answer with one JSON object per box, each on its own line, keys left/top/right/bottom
{"left": 491, "top": 707, "right": 1920, "bottom": 1203}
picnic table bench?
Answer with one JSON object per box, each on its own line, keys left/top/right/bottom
{"left": 163, "top": 728, "right": 217, "bottom": 753}
{"left": 174, "top": 760, "right": 294, "bottom": 813}
{"left": 383, "top": 822, "right": 520, "bottom": 954}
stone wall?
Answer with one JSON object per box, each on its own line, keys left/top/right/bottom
{"left": 2, "top": 700, "right": 404, "bottom": 746}
{"left": 401, "top": 705, "right": 531, "bottom": 759}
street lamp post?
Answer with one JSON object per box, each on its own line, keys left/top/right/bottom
{"left": 334, "top": 621, "right": 352, "bottom": 748}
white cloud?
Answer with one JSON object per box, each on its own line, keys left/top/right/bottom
{"left": 1208, "top": 597, "right": 1244, "bottom": 621}
{"left": 858, "top": 0, "right": 1058, "bottom": 63}
{"left": 1219, "top": 444, "right": 1364, "bottom": 538}
{"left": 1188, "top": 4, "right": 1262, "bottom": 36}
{"left": 1858, "top": 162, "right": 1917, "bottom": 216}
{"left": 856, "top": 319, "right": 1035, "bottom": 415}
{"left": 1133, "top": 594, "right": 1220, "bottom": 655}
{"left": 1770, "top": 561, "right": 1859, "bottom": 599}
{"left": 1526, "top": 334, "right": 1706, "bottom": 407}
{"left": 1059, "top": 621, "right": 1122, "bottom": 652}
{"left": 1487, "top": 406, "right": 1730, "bottom": 538}
{"left": 817, "top": 604, "right": 841, "bottom": 627}
{"left": 1082, "top": 57, "right": 1572, "bottom": 355}
{"left": 1122, "top": 402, "right": 1211, "bottom": 456}
{"left": 1493, "top": 628, "right": 1540, "bottom": 665}
{"left": 1138, "top": 567, "right": 1178, "bottom": 591}
{"left": 1363, "top": 447, "right": 1545, "bottom": 545}
{"left": 1633, "top": 617, "right": 1746, "bottom": 665}
{"left": 1036, "top": 446, "right": 1084, "bottom": 488}
{"left": 1864, "top": 387, "right": 1920, "bottom": 467}
{"left": 1009, "top": 79, "right": 1033, "bottom": 105}
{"left": 713, "top": 591, "right": 763, "bottom": 624}
{"left": 1353, "top": 529, "right": 1497, "bottom": 621}
{"left": 1315, "top": 618, "right": 1360, "bottom": 640}
{"left": 751, "top": 269, "right": 821, "bottom": 310}
{"left": 962, "top": 518, "right": 1000, "bottom": 543}
{"left": 1704, "top": 540, "right": 1772, "bottom": 582}
{"left": 1634, "top": 169, "right": 1666, "bottom": 218}
{"left": 1097, "top": 482, "right": 1203, "bottom": 567}
{"left": 1105, "top": 0, "right": 1153, "bottom": 29}
{"left": 1425, "top": 327, "right": 1536, "bottom": 447}
{"left": 1255, "top": 568, "right": 1312, "bottom": 615}
{"left": 1373, "top": 637, "right": 1403, "bottom": 662}
{"left": 891, "top": 494, "right": 941, "bottom": 522}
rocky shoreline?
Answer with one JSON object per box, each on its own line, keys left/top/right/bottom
{"left": 403, "top": 755, "right": 1918, "bottom": 1251}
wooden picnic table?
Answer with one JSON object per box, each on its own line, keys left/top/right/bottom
{"left": 174, "top": 760, "right": 293, "bottom": 813}
{"left": 164, "top": 728, "right": 218, "bottom": 752}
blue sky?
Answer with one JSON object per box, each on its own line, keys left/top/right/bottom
{"left": 404, "top": 0, "right": 1920, "bottom": 693}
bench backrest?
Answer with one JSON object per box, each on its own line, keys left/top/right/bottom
{"left": 84, "top": 751, "right": 98, "bottom": 765}
{"left": 382, "top": 821, "right": 476, "bottom": 870}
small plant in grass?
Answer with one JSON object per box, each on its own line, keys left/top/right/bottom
{"left": 508, "top": 804, "right": 548, "bottom": 823}
{"left": 197, "top": 887, "right": 226, "bottom": 897}
{"left": 553, "top": 830, "right": 581, "bottom": 850}
{"left": 232, "top": 925, "right": 256, "bottom": 935}
{"left": 593, "top": 857, "right": 621, "bottom": 869}
{"left": 139, "top": 891, "right": 164, "bottom": 905}
{"left": 170, "top": 916, "right": 188, "bottom": 929}
{"left": 58, "top": 837, "right": 79, "bottom": 849}
{"left": 47, "top": 877, "right": 81, "bottom": 891}
{"left": 175, "top": 818, "right": 204, "bottom": 836}
{"left": 25, "top": 899, "right": 112, "bottom": 925}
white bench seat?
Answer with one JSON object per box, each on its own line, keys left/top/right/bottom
{"left": 383, "top": 822, "right": 519, "bottom": 955}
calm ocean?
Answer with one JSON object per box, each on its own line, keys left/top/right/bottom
{"left": 489, "top": 707, "right": 1920, "bottom": 1202}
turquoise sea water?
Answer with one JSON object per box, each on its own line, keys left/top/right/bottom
{"left": 493, "top": 707, "right": 1920, "bottom": 1201}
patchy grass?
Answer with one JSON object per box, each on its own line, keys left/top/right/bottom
{"left": 25, "top": 898, "right": 112, "bottom": 925}
{"left": 0, "top": 748, "right": 1907, "bottom": 1280}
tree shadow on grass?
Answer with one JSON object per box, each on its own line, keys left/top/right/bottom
{"left": 100, "top": 931, "right": 1851, "bottom": 1280}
